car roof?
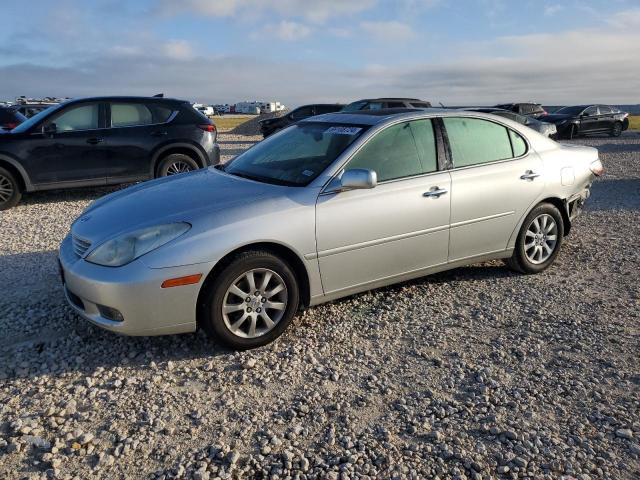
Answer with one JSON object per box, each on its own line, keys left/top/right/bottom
{"left": 466, "top": 107, "right": 511, "bottom": 113}
{"left": 308, "top": 108, "right": 459, "bottom": 126}
{"left": 59, "top": 96, "right": 189, "bottom": 105}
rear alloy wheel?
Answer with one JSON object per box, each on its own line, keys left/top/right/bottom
{"left": 0, "top": 166, "right": 22, "bottom": 211}
{"left": 157, "top": 153, "right": 199, "bottom": 177}
{"left": 506, "top": 203, "right": 564, "bottom": 274}
{"left": 610, "top": 122, "right": 623, "bottom": 137}
{"left": 200, "top": 251, "right": 299, "bottom": 349}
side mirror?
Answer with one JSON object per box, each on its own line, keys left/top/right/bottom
{"left": 340, "top": 168, "right": 377, "bottom": 190}
{"left": 42, "top": 123, "right": 57, "bottom": 135}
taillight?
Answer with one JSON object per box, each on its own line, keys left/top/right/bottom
{"left": 590, "top": 159, "right": 604, "bottom": 176}
{"left": 3, "top": 122, "right": 17, "bottom": 129}
{"left": 198, "top": 124, "right": 216, "bottom": 133}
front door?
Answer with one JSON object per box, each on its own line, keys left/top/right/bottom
{"left": 315, "top": 119, "right": 451, "bottom": 295}
{"left": 27, "top": 102, "right": 107, "bottom": 186}
{"left": 443, "top": 117, "right": 544, "bottom": 261}
{"left": 578, "top": 106, "right": 600, "bottom": 134}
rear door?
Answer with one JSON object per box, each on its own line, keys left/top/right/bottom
{"left": 315, "top": 119, "right": 451, "bottom": 294}
{"left": 444, "top": 116, "right": 544, "bottom": 261}
{"left": 597, "top": 105, "right": 614, "bottom": 131}
{"left": 104, "top": 101, "right": 175, "bottom": 182}
{"left": 26, "top": 102, "right": 108, "bottom": 185}
{"left": 578, "top": 106, "right": 599, "bottom": 134}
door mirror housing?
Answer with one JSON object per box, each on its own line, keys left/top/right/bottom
{"left": 339, "top": 168, "right": 377, "bottom": 190}
{"left": 42, "top": 123, "right": 57, "bottom": 135}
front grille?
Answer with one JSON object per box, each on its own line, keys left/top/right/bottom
{"left": 72, "top": 235, "right": 92, "bottom": 258}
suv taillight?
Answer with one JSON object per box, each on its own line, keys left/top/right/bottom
{"left": 3, "top": 122, "right": 17, "bottom": 129}
{"left": 198, "top": 124, "right": 216, "bottom": 133}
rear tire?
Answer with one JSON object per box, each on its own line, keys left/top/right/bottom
{"left": 200, "top": 251, "right": 300, "bottom": 350}
{"left": 506, "top": 203, "right": 564, "bottom": 274}
{"left": 156, "top": 153, "right": 199, "bottom": 178}
{"left": 610, "top": 122, "right": 623, "bottom": 137}
{"left": 0, "top": 166, "right": 22, "bottom": 211}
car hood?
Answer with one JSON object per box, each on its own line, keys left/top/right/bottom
{"left": 71, "top": 168, "right": 284, "bottom": 246}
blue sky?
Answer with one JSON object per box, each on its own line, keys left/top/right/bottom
{"left": 1, "top": 0, "right": 639, "bottom": 107}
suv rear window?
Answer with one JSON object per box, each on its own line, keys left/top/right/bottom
{"left": 111, "top": 103, "right": 174, "bottom": 127}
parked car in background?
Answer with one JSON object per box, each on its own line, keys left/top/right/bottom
{"left": 259, "top": 104, "right": 344, "bottom": 137}
{"left": 0, "top": 106, "right": 27, "bottom": 131}
{"left": 495, "top": 102, "right": 547, "bottom": 118}
{"left": 194, "top": 104, "right": 215, "bottom": 117}
{"left": 539, "top": 104, "right": 629, "bottom": 139}
{"left": 0, "top": 96, "right": 219, "bottom": 210}
{"left": 15, "top": 103, "right": 57, "bottom": 118}
{"left": 342, "top": 98, "right": 432, "bottom": 112}
{"left": 59, "top": 108, "right": 601, "bottom": 349}
{"left": 465, "top": 108, "right": 557, "bottom": 137}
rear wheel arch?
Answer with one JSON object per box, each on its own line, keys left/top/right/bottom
{"left": 196, "top": 242, "right": 311, "bottom": 328}
{"left": 541, "top": 197, "right": 571, "bottom": 236}
{"left": 151, "top": 144, "right": 206, "bottom": 176}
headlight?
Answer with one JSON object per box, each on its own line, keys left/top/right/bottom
{"left": 86, "top": 223, "right": 191, "bottom": 267}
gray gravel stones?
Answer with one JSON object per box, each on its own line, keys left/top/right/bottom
{"left": 0, "top": 132, "right": 639, "bottom": 478}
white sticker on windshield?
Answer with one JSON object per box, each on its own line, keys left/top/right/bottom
{"left": 302, "top": 170, "right": 314, "bottom": 176}
{"left": 325, "top": 126, "right": 362, "bottom": 135}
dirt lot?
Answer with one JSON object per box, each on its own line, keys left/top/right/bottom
{"left": 0, "top": 132, "right": 639, "bottom": 479}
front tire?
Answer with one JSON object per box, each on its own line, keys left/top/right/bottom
{"left": 156, "top": 153, "right": 199, "bottom": 178}
{"left": 200, "top": 251, "right": 300, "bottom": 349}
{"left": 610, "top": 122, "right": 623, "bottom": 137}
{"left": 0, "top": 166, "right": 22, "bottom": 211}
{"left": 506, "top": 203, "right": 564, "bottom": 274}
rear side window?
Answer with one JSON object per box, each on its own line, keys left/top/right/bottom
{"left": 444, "top": 117, "right": 513, "bottom": 167}
{"left": 347, "top": 122, "right": 423, "bottom": 182}
{"left": 410, "top": 102, "right": 431, "bottom": 108}
{"left": 386, "top": 102, "right": 405, "bottom": 108}
{"left": 49, "top": 104, "right": 99, "bottom": 131}
{"left": 111, "top": 103, "right": 153, "bottom": 127}
{"left": 599, "top": 105, "right": 612, "bottom": 114}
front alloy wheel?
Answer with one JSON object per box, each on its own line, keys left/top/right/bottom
{"left": 200, "top": 251, "right": 299, "bottom": 349}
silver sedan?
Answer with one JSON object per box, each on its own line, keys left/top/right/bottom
{"left": 59, "top": 109, "right": 603, "bottom": 349}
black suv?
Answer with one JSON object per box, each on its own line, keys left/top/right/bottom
{"left": 342, "top": 98, "right": 432, "bottom": 112}
{"left": 259, "top": 104, "right": 344, "bottom": 138}
{"left": 494, "top": 102, "right": 547, "bottom": 118}
{"left": 0, "top": 106, "right": 27, "bottom": 131}
{"left": 0, "top": 96, "right": 219, "bottom": 210}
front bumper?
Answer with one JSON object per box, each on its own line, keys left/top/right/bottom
{"left": 59, "top": 235, "right": 207, "bottom": 336}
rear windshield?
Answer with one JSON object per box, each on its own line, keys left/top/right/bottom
{"left": 223, "top": 122, "right": 368, "bottom": 186}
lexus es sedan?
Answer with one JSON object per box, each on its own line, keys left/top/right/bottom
{"left": 60, "top": 109, "right": 602, "bottom": 349}
{"left": 0, "top": 96, "right": 219, "bottom": 210}
{"left": 540, "top": 104, "right": 629, "bottom": 139}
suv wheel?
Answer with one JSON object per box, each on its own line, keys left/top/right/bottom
{"left": 0, "top": 166, "right": 22, "bottom": 210}
{"left": 157, "top": 153, "right": 199, "bottom": 177}
{"left": 200, "top": 251, "right": 299, "bottom": 349}
{"left": 610, "top": 122, "right": 623, "bottom": 137}
{"left": 506, "top": 203, "right": 564, "bottom": 274}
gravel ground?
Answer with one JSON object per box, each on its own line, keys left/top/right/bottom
{"left": 0, "top": 132, "right": 638, "bottom": 479}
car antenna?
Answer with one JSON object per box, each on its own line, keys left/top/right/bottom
{"left": 153, "top": 93, "right": 164, "bottom": 98}
{"left": 439, "top": 102, "right": 446, "bottom": 108}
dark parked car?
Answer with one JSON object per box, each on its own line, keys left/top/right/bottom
{"left": 495, "top": 102, "right": 547, "bottom": 118}
{"left": 0, "top": 96, "right": 219, "bottom": 210}
{"left": 259, "top": 104, "right": 344, "bottom": 138}
{"left": 342, "top": 98, "right": 432, "bottom": 112}
{"left": 0, "top": 106, "right": 27, "bottom": 131}
{"left": 539, "top": 104, "right": 629, "bottom": 139}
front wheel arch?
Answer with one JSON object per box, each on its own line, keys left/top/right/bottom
{"left": 196, "top": 242, "right": 311, "bottom": 329}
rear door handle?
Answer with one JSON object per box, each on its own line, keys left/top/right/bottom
{"left": 151, "top": 131, "right": 168, "bottom": 137}
{"left": 86, "top": 138, "right": 104, "bottom": 145}
{"left": 520, "top": 170, "right": 540, "bottom": 181}
{"left": 423, "top": 187, "right": 448, "bottom": 198}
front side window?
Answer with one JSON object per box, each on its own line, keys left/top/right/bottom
{"left": 224, "top": 122, "right": 367, "bottom": 186}
{"left": 444, "top": 117, "right": 514, "bottom": 167}
{"left": 347, "top": 121, "right": 432, "bottom": 182}
{"left": 49, "top": 104, "right": 99, "bottom": 131}
{"left": 598, "top": 105, "right": 612, "bottom": 114}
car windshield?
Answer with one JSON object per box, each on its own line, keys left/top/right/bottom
{"left": 223, "top": 122, "right": 368, "bottom": 186}
{"left": 11, "top": 104, "right": 62, "bottom": 133}
{"left": 555, "top": 106, "right": 587, "bottom": 115}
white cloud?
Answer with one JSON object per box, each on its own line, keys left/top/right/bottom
{"left": 262, "top": 21, "right": 312, "bottom": 41}
{"left": 544, "top": 4, "right": 563, "bottom": 16}
{"left": 360, "top": 21, "right": 416, "bottom": 42}
{"left": 155, "top": 0, "right": 374, "bottom": 23}
{"left": 162, "top": 40, "right": 194, "bottom": 60}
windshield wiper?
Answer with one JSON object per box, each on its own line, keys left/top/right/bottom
{"left": 226, "top": 170, "right": 298, "bottom": 187}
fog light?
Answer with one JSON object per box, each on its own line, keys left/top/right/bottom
{"left": 97, "top": 304, "right": 124, "bottom": 322}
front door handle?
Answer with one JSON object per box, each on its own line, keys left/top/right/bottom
{"left": 86, "top": 137, "right": 104, "bottom": 145}
{"left": 423, "top": 187, "right": 448, "bottom": 198}
{"left": 520, "top": 170, "right": 540, "bottom": 181}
